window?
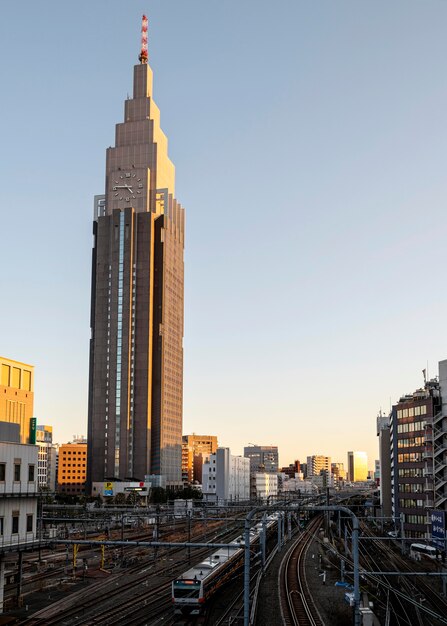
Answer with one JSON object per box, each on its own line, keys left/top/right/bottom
{"left": 12, "top": 515, "right": 19, "bottom": 534}
{"left": 0, "top": 464, "right": 5, "bottom": 481}
{"left": 14, "top": 464, "right": 21, "bottom": 481}
{"left": 26, "top": 515, "right": 33, "bottom": 533}
{"left": 28, "top": 465, "right": 35, "bottom": 482}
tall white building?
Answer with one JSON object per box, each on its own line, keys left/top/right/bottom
{"left": 202, "top": 448, "right": 250, "bottom": 503}
{"left": 36, "top": 425, "right": 57, "bottom": 491}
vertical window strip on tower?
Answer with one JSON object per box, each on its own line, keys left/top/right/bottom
{"left": 115, "top": 211, "right": 125, "bottom": 476}
{"left": 128, "top": 262, "right": 136, "bottom": 476}
{"left": 104, "top": 265, "right": 112, "bottom": 476}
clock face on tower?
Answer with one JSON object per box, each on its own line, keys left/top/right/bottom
{"left": 108, "top": 170, "right": 146, "bottom": 208}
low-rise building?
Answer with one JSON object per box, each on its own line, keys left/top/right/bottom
{"left": 253, "top": 472, "right": 278, "bottom": 501}
{"left": 0, "top": 430, "right": 38, "bottom": 546}
{"left": 280, "top": 473, "right": 317, "bottom": 495}
{"left": 92, "top": 479, "right": 150, "bottom": 500}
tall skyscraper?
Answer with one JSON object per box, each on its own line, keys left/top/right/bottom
{"left": 87, "top": 17, "right": 185, "bottom": 491}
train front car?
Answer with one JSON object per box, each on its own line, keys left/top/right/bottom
{"left": 172, "top": 573, "right": 203, "bottom": 616}
{"left": 172, "top": 515, "right": 279, "bottom": 616}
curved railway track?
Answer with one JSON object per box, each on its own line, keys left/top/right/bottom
{"left": 279, "top": 515, "right": 324, "bottom": 626}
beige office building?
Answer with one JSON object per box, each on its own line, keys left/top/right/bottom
{"left": 0, "top": 357, "right": 34, "bottom": 444}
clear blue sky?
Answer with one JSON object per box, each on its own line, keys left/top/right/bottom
{"left": 2, "top": 1, "right": 447, "bottom": 469}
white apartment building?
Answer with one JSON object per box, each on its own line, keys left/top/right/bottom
{"left": 202, "top": 448, "right": 250, "bottom": 503}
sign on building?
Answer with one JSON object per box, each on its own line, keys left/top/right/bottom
{"left": 103, "top": 481, "right": 114, "bottom": 496}
{"left": 431, "top": 510, "right": 446, "bottom": 550}
{"left": 29, "top": 417, "right": 37, "bottom": 444}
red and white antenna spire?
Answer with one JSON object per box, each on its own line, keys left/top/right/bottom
{"left": 139, "top": 14, "right": 149, "bottom": 64}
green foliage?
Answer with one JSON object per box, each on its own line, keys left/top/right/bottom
{"left": 150, "top": 487, "right": 167, "bottom": 504}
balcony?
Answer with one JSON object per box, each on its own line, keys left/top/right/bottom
{"left": 0, "top": 482, "right": 38, "bottom": 498}
{"left": 0, "top": 533, "right": 43, "bottom": 554}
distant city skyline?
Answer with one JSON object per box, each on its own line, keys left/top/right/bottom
{"left": 2, "top": 2, "right": 447, "bottom": 470}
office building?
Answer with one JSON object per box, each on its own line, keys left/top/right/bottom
{"left": 87, "top": 17, "right": 185, "bottom": 490}
{"left": 202, "top": 448, "right": 250, "bottom": 503}
{"left": 0, "top": 357, "right": 34, "bottom": 444}
{"left": 435, "top": 360, "right": 447, "bottom": 511}
{"left": 390, "top": 376, "right": 444, "bottom": 539}
{"left": 243, "top": 445, "right": 278, "bottom": 473}
{"left": 331, "top": 462, "right": 346, "bottom": 485}
{"left": 57, "top": 442, "right": 87, "bottom": 495}
{"left": 376, "top": 413, "right": 392, "bottom": 517}
{"left": 182, "top": 435, "right": 218, "bottom": 484}
{"left": 36, "top": 425, "right": 57, "bottom": 491}
{"left": 347, "top": 451, "right": 368, "bottom": 482}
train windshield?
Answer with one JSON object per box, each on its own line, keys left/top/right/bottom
{"left": 173, "top": 580, "right": 201, "bottom": 598}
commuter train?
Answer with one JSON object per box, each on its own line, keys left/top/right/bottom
{"left": 410, "top": 543, "right": 440, "bottom": 560}
{"left": 172, "top": 513, "right": 279, "bottom": 616}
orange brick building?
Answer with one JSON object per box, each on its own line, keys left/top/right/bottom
{"left": 57, "top": 443, "right": 87, "bottom": 495}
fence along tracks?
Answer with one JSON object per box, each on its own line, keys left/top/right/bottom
{"left": 279, "top": 515, "right": 324, "bottom": 626}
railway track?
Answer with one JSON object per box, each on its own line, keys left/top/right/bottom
{"left": 18, "top": 521, "right": 246, "bottom": 625}
{"left": 359, "top": 522, "right": 447, "bottom": 625}
{"left": 279, "top": 515, "right": 324, "bottom": 626}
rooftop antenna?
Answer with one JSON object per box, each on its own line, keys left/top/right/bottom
{"left": 139, "top": 14, "right": 149, "bottom": 64}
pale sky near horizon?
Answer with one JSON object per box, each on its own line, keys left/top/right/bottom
{"left": 2, "top": 1, "right": 447, "bottom": 470}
